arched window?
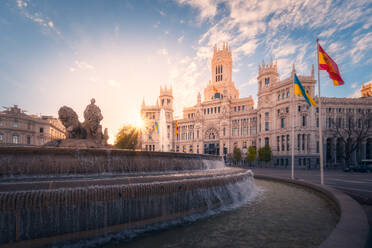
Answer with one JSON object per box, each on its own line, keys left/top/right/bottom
{"left": 221, "top": 65, "right": 223, "bottom": 73}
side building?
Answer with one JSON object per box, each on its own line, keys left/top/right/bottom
{"left": 140, "top": 43, "right": 372, "bottom": 168}
{"left": 0, "top": 105, "right": 66, "bottom": 146}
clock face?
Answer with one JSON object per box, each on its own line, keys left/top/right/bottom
{"left": 217, "top": 57, "right": 221, "bottom": 61}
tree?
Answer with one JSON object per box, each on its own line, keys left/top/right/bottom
{"left": 233, "top": 147, "right": 242, "bottom": 164}
{"left": 114, "top": 125, "right": 141, "bottom": 150}
{"left": 258, "top": 145, "right": 272, "bottom": 165}
{"left": 329, "top": 112, "right": 372, "bottom": 168}
{"left": 246, "top": 146, "right": 256, "bottom": 166}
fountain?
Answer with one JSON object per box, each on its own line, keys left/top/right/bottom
{"left": 0, "top": 99, "right": 257, "bottom": 247}
{"left": 159, "top": 108, "right": 169, "bottom": 152}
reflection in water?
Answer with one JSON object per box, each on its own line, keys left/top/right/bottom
{"left": 101, "top": 180, "right": 338, "bottom": 248}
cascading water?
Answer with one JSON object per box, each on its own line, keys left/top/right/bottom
{"left": 0, "top": 147, "right": 258, "bottom": 247}
{"left": 159, "top": 108, "right": 169, "bottom": 152}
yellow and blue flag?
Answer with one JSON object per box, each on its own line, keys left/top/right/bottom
{"left": 294, "top": 73, "right": 317, "bottom": 107}
{"left": 154, "top": 121, "right": 159, "bottom": 133}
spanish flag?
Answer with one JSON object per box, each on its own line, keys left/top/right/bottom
{"left": 154, "top": 121, "right": 159, "bottom": 134}
{"left": 318, "top": 44, "right": 344, "bottom": 86}
{"left": 294, "top": 73, "right": 317, "bottom": 107}
{"left": 175, "top": 121, "right": 179, "bottom": 137}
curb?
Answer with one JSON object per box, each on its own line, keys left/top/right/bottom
{"left": 254, "top": 175, "right": 369, "bottom": 248}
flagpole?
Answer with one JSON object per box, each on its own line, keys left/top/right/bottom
{"left": 317, "top": 38, "right": 324, "bottom": 185}
{"left": 291, "top": 75, "right": 295, "bottom": 180}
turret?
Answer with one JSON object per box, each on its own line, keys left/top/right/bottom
{"left": 257, "top": 59, "right": 279, "bottom": 91}
{"left": 159, "top": 85, "right": 173, "bottom": 110}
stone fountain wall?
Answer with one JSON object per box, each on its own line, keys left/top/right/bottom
{"left": 0, "top": 147, "right": 223, "bottom": 177}
{"left": 0, "top": 147, "right": 255, "bottom": 247}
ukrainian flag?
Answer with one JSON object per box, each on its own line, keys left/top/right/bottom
{"left": 154, "top": 121, "right": 159, "bottom": 134}
{"left": 294, "top": 73, "right": 317, "bottom": 107}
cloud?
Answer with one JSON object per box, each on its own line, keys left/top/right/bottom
{"left": 16, "top": 0, "right": 62, "bottom": 38}
{"left": 107, "top": 79, "right": 120, "bottom": 88}
{"left": 350, "top": 32, "right": 372, "bottom": 64}
{"left": 153, "top": 21, "right": 160, "bottom": 29}
{"left": 176, "top": 0, "right": 218, "bottom": 22}
{"left": 75, "top": 60, "right": 95, "bottom": 70}
{"left": 157, "top": 48, "right": 168, "bottom": 56}
{"left": 177, "top": 35, "right": 184, "bottom": 43}
{"left": 348, "top": 88, "right": 361, "bottom": 98}
{"left": 351, "top": 82, "right": 358, "bottom": 89}
{"left": 159, "top": 10, "right": 166, "bottom": 16}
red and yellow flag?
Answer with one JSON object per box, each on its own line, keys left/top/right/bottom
{"left": 318, "top": 44, "right": 344, "bottom": 86}
{"left": 175, "top": 121, "right": 179, "bottom": 137}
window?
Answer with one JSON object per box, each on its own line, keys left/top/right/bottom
{"left": 287, "top": 91, "right": 290, "bottom": 98}
{"left": 281, "top": 135, "right": 285, "bottom": 151}
{"left": 204, "top": 109, "right": 206, "bottom": 115}
{"left": 278, "top": 94, "right": 280, "bottom": 100}
{"left": 286, "top": 107, "right": 289, "bottom": 113}
{"left": 265, "top": 122, "right": 269, "bottom": 131}
{"left": 197, "top": 130, "right": 199, "bottom": 139}
{"left": 277, "top": 136, "right": 280, "bottom": 152}
{"left": 282, "top": 92, "right": 285, "bottom": 99}
{"left": 302, "top": 134, "right": 305, "bottom": 151}
{"left": 298, "top": 106, "right": 301, "bottom": 112}
{"left": 281, "top": 118, "right": 285, "bottom": 128}
{"left": 242, "top": 106, "right": 245, "bottom": 111}
{"left": 218, "top": 106, "right": 220, "bottom": 113}
{"left": 302, "top": 116, "right": 306, "bottom": 127}
{"left": 297, "top": 134, "right": 300, "bottom": 151}
{"left": 316, "top": 141, "right": 319, "bottom": 153}
{"left": 277, "top": 109, "right": 280, "bottom": 115}
{"left": 316, "top": 107, "right": 319, "bottom": 113}
{"left": 316, "top": 118, "right": 319, "bottom": 128}
{"left": 40, "top": 127, "right": 44, "bottom": 133}
{"left": 265, "top": 77, "right": 270, "bottom": 85}
{"left": 211, "top": 108, "right": 213, "bottom": 114}
{"left": 265, "top": 137, "right": 269, "bottom": 146}
{"left": 287, "top": 135, "right": 290, "bottom": 151}
{"left": 176, "top": 145, "right": 179, "bottom": 152}
{"left": 208, "top": 108, "right": 210, "bottom": 114}
{"left": 13, "top": 119, "right": 18, "bottom": 128}
{"left": 12, "top": 135, "right": 19, "bottom": 144}
{"left": 328, "top": 118, "right": 332, "bottom": 128}
{"left": 223, "top": 127, "right": 226, "bottom": 136}
{"left": 0, "top": 133, "right": 3, "bottom": 143}
{"left": 234, "top": 106, "right": 237, "bottom": 112}
{"left": 265, "top": 112, "right": 269, "bottom": 117}
{"left": 27, "top": 136, "right": 31, "bottom": 145}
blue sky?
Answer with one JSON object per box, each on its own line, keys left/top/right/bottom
{"left": 1, "top": 0, "right": 371, "bottom": 142}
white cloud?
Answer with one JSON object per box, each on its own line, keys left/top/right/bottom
{"left": 177, "top": 0, "right": 218, "bottom": 22}
{"left": 75, "top": 60, "right": 95, "bottom": 70}
{"left": 48, "top": 21, "right": 54, "bottom": 28}
{"left": 159, "top": 10, "right": 166, "bottom": 16}
{"left": 351, "top": 82, "right": 358, "bottom": 89}
{"left": 157, "top": 48, "right": 168, "bottom": 56}
{"left": 177, "top": 35, "right": 184, "bottom": 43}
{"left": 348, "top": 88, "right": 361, "bottom": 98}
{"left": 350, "top": 32, "right": 372, "bottom": 64}
{"left": 17, "top": 0, "right": 27, "bottom": 8}
{"left": 107, "top": 79, "right": 120, "bottom": 88}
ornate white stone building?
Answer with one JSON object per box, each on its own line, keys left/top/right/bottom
{"left": 141, "top": 43, "right": 372, "bottom": 168}
{"left": 0, "top": 105, "right": 66, "bottom": 146}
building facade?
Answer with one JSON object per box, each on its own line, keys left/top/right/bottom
{"left": 141, "top": 43, "right": 372, "bottom": 168}
{"left": 0, "top": 105, "right": 66, "bottom": 146}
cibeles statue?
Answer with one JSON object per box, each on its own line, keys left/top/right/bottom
{"left": 45, "top": 98, "right": 109, "bottom": 148}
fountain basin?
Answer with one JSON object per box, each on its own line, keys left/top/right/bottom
{"left": 0, "top": 147, "right": 255, "bottom": 247}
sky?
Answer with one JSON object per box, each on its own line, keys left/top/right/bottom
{"left": 1, "top": 0, "right": 371, "bottom": 143}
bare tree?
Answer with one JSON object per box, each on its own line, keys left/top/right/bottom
{"left": 329, "top": 111, "right": 372, "bottom": 167}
